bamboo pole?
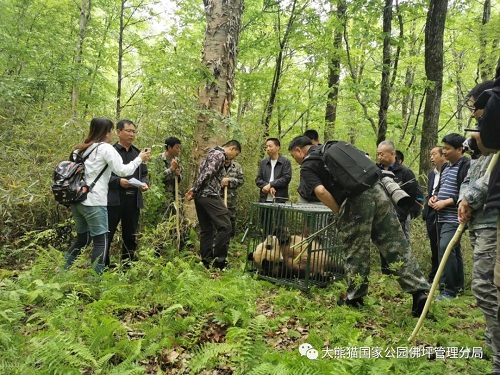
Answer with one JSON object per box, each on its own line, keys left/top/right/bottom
{"left": 224, "top": 186, "right": 228, "bottom": 207}
{"left": 408, "top": 151, "right": 499, "bottom": 342}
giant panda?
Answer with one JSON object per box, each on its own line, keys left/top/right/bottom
{"left": 248, "top": 235, "right": 284, "bottom": 277}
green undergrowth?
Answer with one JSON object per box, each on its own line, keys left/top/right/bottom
{"left": 0, "top": 229, "right": 492, "bottom": 375}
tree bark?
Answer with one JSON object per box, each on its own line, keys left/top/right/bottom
{"left": 419, "top": 0, "right": 448, "bottom": 176}
{"left": 116, "top": 0, "right": 125, "bottom": 120}
{"left": 193, "top": 0, "right": 244, "bottom": 161}
{"left": 478, "top": 0, "right": 492, "bottom": 81}
{"left": 324, "top": 0, "right": 345, "bottom": 141}
{"left": 377, "top": 0, "right": 393, "bottom": 146}
{"left": 71, "top": 0, "right": 91, "bottom": 118}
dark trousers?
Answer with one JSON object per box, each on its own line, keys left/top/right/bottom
{"left": 228, "top": 205, "right": 237, "bottom": 237}
{"left": 107, "top": 194, "right": 140, "bottom": 264}
{"left": 65, "top": 232, "right": 108, "bottom": 274}
{"left": 438, "top": 222, "right": 465, "bottom": 296}
{"left": 425, "top": 210, "right": 439, "bottom": 282}
{"left": 194, "top": 196, "right": 231, "bottom": 266}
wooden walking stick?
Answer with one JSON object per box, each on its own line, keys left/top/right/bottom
{"left": 174, "top": 174, "right": 181, "bottom": 252}
{"left": 224, "top": 185, "right": 228, "bottom": 207}
{"left": 409, "top": 151, "right": 499, "bottom": 342}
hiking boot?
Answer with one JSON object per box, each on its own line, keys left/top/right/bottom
{"left": 412, "top": 291, "right": 428, "bottom": 317}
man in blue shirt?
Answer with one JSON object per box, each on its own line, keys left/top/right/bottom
{"left": 429, "top": 133, "right": 470, "bottom": 299}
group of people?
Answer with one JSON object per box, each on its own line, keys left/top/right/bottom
{"left": 62, "top": 65, "right": 500, "bottom": 372}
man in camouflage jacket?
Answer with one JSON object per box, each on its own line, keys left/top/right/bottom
{"left": 288, "top": 135, "right": 430, "bottom": 317}
{"left": 186, "top": 140, "right": 241, "bottom": 269}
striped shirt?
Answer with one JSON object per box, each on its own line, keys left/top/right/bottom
{"left": 437, "top": 160, "right": 464, "bottom": 223}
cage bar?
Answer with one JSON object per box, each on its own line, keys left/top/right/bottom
{"left": 245, "top": 202, "right": 345, "bottom": 291}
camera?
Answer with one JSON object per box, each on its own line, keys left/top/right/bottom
{"left": 380, "top": 176, "right": 412, "bottom": 209}
{"left": 462, "top": 137, "right": 481, "bottom": 159}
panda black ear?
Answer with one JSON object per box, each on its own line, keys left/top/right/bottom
{"left": 247, "top": 252, "right": 254, "bottom": 261}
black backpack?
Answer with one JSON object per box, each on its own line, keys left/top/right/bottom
{"left": 52, "top": 144, "right": 108, "bottom": 206}
{"left": 320, "top": 141, "right": 381, "bottom": 196}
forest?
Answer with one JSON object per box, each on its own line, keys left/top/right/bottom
{"left": 1, "top": 0, "right": 499, "bottom": 373}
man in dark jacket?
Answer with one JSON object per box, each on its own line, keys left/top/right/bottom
{"left": 429, "top": 133, "right": 470, "bottom": 299}
{"left": 422, "top": 146, "right": 447, "bottom": 282}
{"left": 255, "top": 138, "right": 292, "bottom": 203}
{"left": 376, "top": 140, "right": 418, "bottom": 274}
{"left": 185, "top": 140, "right": 241, "bottom": 270}
{"left": 107, "top": 119, "right": 148, "bottom": 265}
{"left": 377, "top": 140, "right": 418, "bottom": 238}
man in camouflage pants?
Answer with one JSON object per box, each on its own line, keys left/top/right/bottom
{"left": 458, "top": 153, "right": 499, "bottom": 372}
{"left": 288, "top": 136, "right": 430, "bottom": 316}
{"left": 458, "top": 80, "right": 499, "bottom": 374}
{"left": 221, "top": 159, "right": 244, "bottom": 237}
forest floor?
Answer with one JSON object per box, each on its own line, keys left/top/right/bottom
{"left": 0, "top": 220, "right": 494, "bottom": 374}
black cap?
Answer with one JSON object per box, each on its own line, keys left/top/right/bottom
{"left": 478, "top": 83, "right": 500, "bottom": 150}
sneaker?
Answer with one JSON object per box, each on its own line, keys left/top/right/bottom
{"left": 337, "top": 297, "right": 364, "bottom": 308}
{"left": 412, "top": 291, "right": 428, "bottom": 317}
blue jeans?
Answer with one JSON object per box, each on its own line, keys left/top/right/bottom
{"left": 71, "top": 204, "right": 108, "bottom": 236}
{"left": 438, "top": 222, "right": 464, "bottom": 297}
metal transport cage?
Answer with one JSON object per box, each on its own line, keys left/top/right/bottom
{"left": 245, "top": 202, "right": 345, "bottom": 291}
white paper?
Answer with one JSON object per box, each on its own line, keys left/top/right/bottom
{"left": 128, "top": 178, "right": 145, "bottom": 188}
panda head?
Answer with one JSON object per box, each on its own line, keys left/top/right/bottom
{"left": 253, "top": 235, "right": 282, "bottom": 266}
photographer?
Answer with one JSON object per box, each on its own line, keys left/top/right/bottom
{"left": 288, "top": 136, "right": 429, "bottom": 317}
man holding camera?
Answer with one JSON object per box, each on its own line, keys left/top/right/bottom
{"left": 107, "top": 119, "right": 149, "bottom": 265}
{"left": 288, "top": 136, "right": 429, "bottom": 316}
{"left": 377, "top": 140, "right": 419, "bottom": 275}
{"left": 377, "top": 140, "right": 418, "bottom": 239}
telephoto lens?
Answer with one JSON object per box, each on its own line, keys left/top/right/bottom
{"left": 380, "top": 177, "right": 412, "bottom": 209}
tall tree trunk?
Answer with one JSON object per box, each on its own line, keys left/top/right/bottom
{"left": 324, "top": 0, "right": 345, "bottom": 141}
{"left": 71, "top": 0, "right": 91, "bottom": 118}
{"left": 478, "top": 0, "right": 492, "bottom": 81}
{"left": 261, "top": 0, "right": 299, "bottom": 139}
{"left": 192, "top": 0, "right": 244, "bottom": 161}
{"left": 116, "top": 0, "right": 125, "bottom": 120}
{"left": 419, "top": 0, "right": 448, "bottom": 176}
{"left": 377, "top": 0, "right": 393, "bottom": 146}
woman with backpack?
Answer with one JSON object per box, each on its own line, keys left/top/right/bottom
{"left": 64, "top": 117, "right": 151, "bottom": 275}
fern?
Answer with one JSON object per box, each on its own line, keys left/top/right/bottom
{"left": 188, "top": 342, "right": 233, "bottom": 373}
{"left": 26, "top": 332, "right": 98, "bottom": 374}
{"left": 225, "top": 314, "right": 268, "bottom": 372}
{"left": 247, "top": 363, "right": 290, "bottom": 375}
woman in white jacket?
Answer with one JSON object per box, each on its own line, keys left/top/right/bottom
{"left": 64, "top": 117, "right": 151, "bottom": 274}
